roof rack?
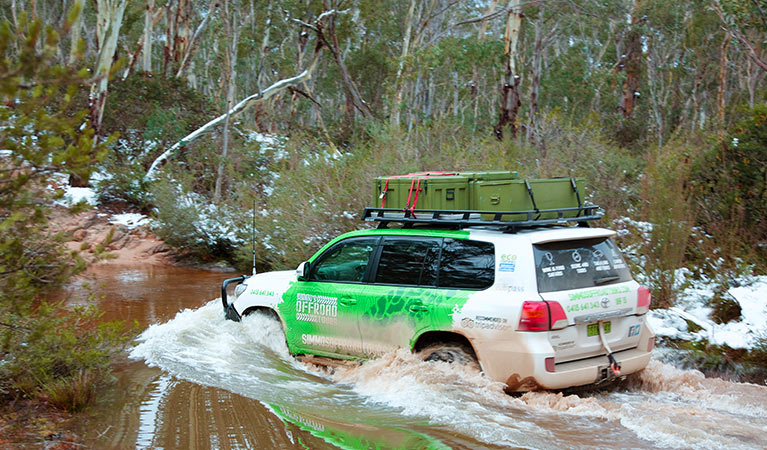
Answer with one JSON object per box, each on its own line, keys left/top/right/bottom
{"left": 362, "top": 205, "right": 602, "bottom": 233}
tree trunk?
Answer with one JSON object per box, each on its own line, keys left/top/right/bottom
{"left": 214, "top": 0, "right": 239, "bottom": 204}
{"left": 472, "top": 0, "right": 497, "bottom": 131}
{"left": 69, "top": 0, "right": 126, "bottom": 187}
{"left": 494, "top": 0, "right": 523, "bottom": 140}
{"left": 176, "top": 0, "right": 219, "bottom": 78}
{"left": 68, "top": 0, "right": 85, "bottom": 64}
{"left": 527, "top": 7, "right": 556, "bottom": 148}
{"left": 618, "top": 1, "right": 643, "bottom": 119}
{"left": 142, "top": 0, "right": 155, "bottom": 72}
{"left": 390, "top": 0, "right": 416, "bottom": 128}
{"left": 322, "top": 16, "right": 375, "bottom": 124}
{"left": 90, "top": 0, "right": 128, "bottom": 132}
{"left": 717, "top": 32, "right": 730, "bottom": 133}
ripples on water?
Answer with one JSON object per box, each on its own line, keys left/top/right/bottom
{"left": 130, "top": 300, "right": 767, "bottom": 450}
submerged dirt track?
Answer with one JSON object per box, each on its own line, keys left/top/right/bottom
{"left": 63, "top": 265, "right": 767, "bottom": 450}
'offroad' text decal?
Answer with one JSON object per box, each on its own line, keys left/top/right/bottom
{"left": 296, "top": 293, "right": 338, "bottom": 325}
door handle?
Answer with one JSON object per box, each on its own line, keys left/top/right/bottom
{"left": 340, "top": 298, "right": 358, "bottom": 306}
{"left": 409, "top": 303, "right": 429, "bottom": 312}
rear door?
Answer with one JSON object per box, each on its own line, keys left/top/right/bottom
{"left": 358, "top": 236, "right": 442, "bottom": 356}
{"left": 533, "top": 237, "right": 645, "bottom": 361}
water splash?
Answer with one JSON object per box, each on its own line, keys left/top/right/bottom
{"left": 131, "top": 300, "right": 767, "bottom": 450}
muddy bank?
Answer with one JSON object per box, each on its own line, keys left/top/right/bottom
{"left": 48, "top": 206, "right": 172, "bottom": 266}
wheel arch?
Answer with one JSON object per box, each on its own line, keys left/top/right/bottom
{"left": 242, "top": 306, "right": 283, "bottom": 326}
{"left": 412, "top": 330, "right": 478, "bottom": 360}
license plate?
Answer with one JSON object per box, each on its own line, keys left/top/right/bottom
{"left": 587, "top": 321, "right": 611, "bottom": 337}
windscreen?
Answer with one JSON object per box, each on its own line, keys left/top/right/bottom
{"left": 533, "top": 237, "right": 632, "bottom": 293}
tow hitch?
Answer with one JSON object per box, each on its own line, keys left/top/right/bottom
{"left": 221, "top": 276, "right": 247, "bottom": 322}
{"left": 598, "top": 320, "right": 621, "bottom": 377}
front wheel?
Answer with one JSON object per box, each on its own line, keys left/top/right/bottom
{"left": 418, "top": 342, "right": 479, "bottom": 370}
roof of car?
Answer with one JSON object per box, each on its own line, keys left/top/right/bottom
{"left": 338, "top": 225, "right": 615, "bottom": 242}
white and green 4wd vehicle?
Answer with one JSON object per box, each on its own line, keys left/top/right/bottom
{"left": 222, "top": 206, "right": 654, "bottom": 392}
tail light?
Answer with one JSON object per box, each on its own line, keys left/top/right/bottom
{"left": 637, "top": 286, "right": 651, "bottom": 315}
{"left": 547, "top": 301, "right": 568, "bottom": 329}
{"left": 518, "top": 300, "right": 568, "bottom": 331}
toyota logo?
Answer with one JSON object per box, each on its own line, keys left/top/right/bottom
{"left": 600, "top": 297, "right": 610, "bottom": 308}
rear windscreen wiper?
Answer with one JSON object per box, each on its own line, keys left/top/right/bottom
{"left": 594, "top": 275, "right": 620, "bottom": 285}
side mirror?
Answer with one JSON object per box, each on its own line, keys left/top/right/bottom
{"left": 296, "top": 261, "right": 309, "bottom": 280}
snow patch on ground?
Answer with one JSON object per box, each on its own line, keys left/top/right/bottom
{"left": 648, "top": 275, "right": 767, "bottom": 350}
{"left": 60, "top": 186, "right": 98, "bottom": 206}
{"left": 110, "top": 213, "right": 150, "bottom": 229}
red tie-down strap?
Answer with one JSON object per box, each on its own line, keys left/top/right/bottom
{"left": 380, "top": 171, "right": 457, "bottom": 210}
{"left": 406, "top": 172, "right": 459, "bottom": 216}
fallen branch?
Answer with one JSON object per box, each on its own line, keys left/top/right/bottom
{"left": 146, "top": 40, "right": 324, "bottom": 178}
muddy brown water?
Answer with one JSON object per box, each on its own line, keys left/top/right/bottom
{"left": 60, "top": 264, "right": 767, "bottom": 449}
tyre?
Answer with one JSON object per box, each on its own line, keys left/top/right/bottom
{"left": 418, "top": 342, "right": 479, "bottom": 370}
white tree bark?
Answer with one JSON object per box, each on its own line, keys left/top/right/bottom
{"left": 142, "top": 0, "right": 155, "bottom": 72}
{"left": 176, "top": 0, "right": 220, "bottom": 78}
{"left": 390, "top": 0, "right": 417, "bottom": 127}
{"left": 146, "top": 46, "right": 324, "bottom": 179}
{"left": 90, "top": 0, "right": 128, "bottom": 129}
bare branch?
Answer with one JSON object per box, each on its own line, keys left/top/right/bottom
{"left": 288, "top": 86, "right": 322, "bottom": 108}
{"left": 711, "top": 0, "right": 767, "bottom": 72}
{"left": 176, "top": 0, "right": 221, "bottom": 78}
{"left": 146, "top": 42, "right": 325, "bottom": 178}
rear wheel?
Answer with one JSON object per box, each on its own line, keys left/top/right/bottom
{"left": 418, "top": 342, "right": 479, "bottom": 370}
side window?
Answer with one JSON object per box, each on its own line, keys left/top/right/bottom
{"left": 438, "top": 238, "right": 495, "bottom": 289}
{"left": 375, "top": 237, "right": 441, "bottom": 286}
{"left": 309, "top": 237, "right": 379, "bottom": 282}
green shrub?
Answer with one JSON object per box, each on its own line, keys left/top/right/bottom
{"left": 1, "top": 303, "right": 136, "bottom": 412}
{"left": 639, "top": 139, "right": 697, "bottom": 308}
{"left": 151, "top": 177, "right": 238, "bottom": 259}
{"left": 709, "top": 291, "right": 742, "bottom": 325}
{"left": 0, "top": 14, "right": 134, "bottom": 412}
{"left": 691, "top": 103, "right": 767, "bottom": 268}
{"left": 95, "top": 153, "right": 154, "bottom": 210}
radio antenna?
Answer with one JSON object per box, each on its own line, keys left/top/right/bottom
{"left": 251, "top": 198, "right": 257, "bottom": 276}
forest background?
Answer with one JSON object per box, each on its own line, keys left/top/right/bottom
{"left": 1, "top": 0, "right": 766, "bottom": 416}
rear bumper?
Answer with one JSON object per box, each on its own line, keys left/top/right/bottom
{"left": 538, "top": 346, "right": 651, "bottom": 390}
{"left": 499, "top": 345, "right": 652, "bottom": 392}
{"left": 475, "top": 322, "right": 655, "bottom": 392}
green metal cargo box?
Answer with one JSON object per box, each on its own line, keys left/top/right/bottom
{"left": 373, "top": 172, "right": 586, "bottom": 223}
{"left": 373, "top": 171, "right": 519, "bottom": 210}
{"left": 472, "top": 177, "right": 586, "bottom": 221}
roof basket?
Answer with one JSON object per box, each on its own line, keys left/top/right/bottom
{"left": 362, "top": 205, "right": 602, "bottom": 233}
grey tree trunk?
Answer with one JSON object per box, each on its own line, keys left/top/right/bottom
{"left": 214, "top": 1, "right": 240, "bottom": 204}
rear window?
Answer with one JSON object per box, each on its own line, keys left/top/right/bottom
{"left": 438, "top": 238, "right": 495, "bottom": 290}
{"left": 533, "top": 237, "right": 632, "bottom": 293}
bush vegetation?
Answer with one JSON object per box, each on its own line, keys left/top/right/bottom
{"left": 146, "top": 106, "right": 767, "bottom": 298}
{"left": 0, "top": 15, "right": 134, "bottom": 413}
